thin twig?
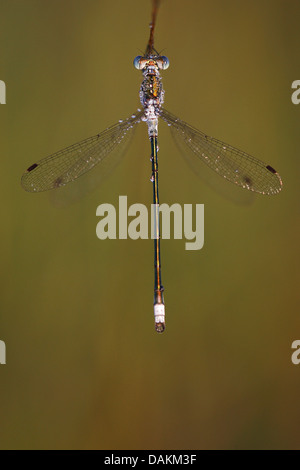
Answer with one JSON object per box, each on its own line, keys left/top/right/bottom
{"left": 145, "top": 0, "right": 161, "bottom": 55}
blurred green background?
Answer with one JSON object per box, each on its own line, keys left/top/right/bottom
{"left": 0, "top": 0, "right": 299, "bottom": 450}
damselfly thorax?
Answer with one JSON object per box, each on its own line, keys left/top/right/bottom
{"left": 134, "top": 55, "right": 169, "bottom": 137}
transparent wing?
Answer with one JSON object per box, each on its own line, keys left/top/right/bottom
{"left": 160, "top": 108, "right": 282, "bottom": 195}
{"left": 21, "top": 111, "right": 144, "bottom": 192}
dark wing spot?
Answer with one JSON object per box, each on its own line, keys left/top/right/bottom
{"left": 27, "top": 163, "right": 38, "bottom": 172}
{"left": 266, "top": 165, "right": 277, "bottom": 174}
{"left": 54, "top": 177, "right": 63, "bottom": 188}
{"left": 243, "top": 175, "right": 252, "bottom": 185}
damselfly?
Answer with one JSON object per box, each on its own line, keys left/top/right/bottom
{"left": 21, "top": 0, "right": 282, "bottom": 333}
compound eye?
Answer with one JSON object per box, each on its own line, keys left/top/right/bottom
{"left": 161, "top": 56, "right": 170, "bottom": 70}
{"left": 133, "top": 55, "right": 143, "bottom": 69}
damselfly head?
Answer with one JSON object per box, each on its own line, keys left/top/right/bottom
{"left": 133, "top": 55, "right": 169, "bottom": 71}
